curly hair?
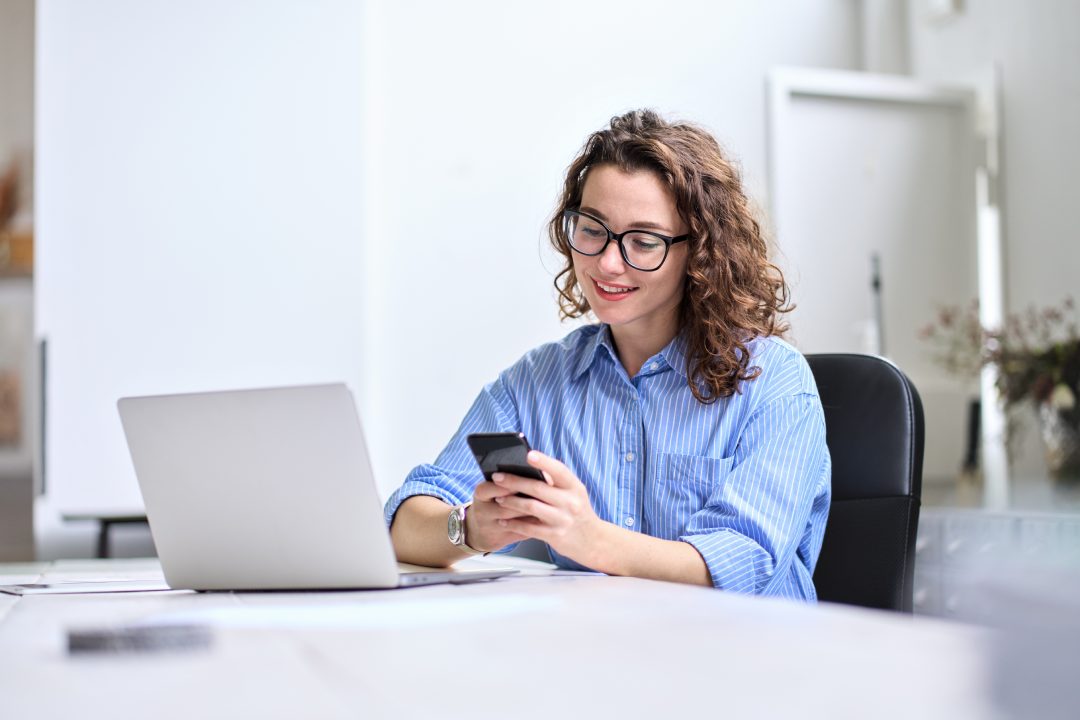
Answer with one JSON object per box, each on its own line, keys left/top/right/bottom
{"left": 549, "top": 109, "right": 792, "bottom": 403}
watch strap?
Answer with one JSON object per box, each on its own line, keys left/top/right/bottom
{"left": 453, "top": 502, "right": 488, "bottom": 556}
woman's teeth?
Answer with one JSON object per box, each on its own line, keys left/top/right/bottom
{"left": 597, "top": 281, "right": 633, "bottom": 294}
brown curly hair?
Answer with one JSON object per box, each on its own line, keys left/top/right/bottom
{"left": 549, "top": 109, "right": 792, "bottom": 404}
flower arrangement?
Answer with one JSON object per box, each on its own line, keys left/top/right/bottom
{"left": 0, "top": 157, "right": 33, "bottom": 276}
{"left": 919, "top": 297, "right": 1080, "bottom": 480}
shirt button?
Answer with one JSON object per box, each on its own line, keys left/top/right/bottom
{"left": 624, "top": 517, "right": 635, "bottom": 527}
{"left": 625, "top": 452, "right": 635, "bottom": 462}
{"left": 650, "top": 362, "right": 659, "bottom": 370}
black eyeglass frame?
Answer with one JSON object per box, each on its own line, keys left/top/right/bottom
{"left": 562, "top": 209, "right": 689, "bottom": 272}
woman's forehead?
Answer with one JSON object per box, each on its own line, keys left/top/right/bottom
{"left": 581, "top": 164, "right": 682, "bottom": 229}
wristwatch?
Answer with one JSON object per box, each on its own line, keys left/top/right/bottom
{"left": 448, "top": 502, "right": 487, "bottom": 556}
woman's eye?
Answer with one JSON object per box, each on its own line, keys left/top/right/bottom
{"left": 581, "top": 226, "right": 605, "bottom": 238}
{"left": 630, "top": 236, "right": 662, "bottom": 252}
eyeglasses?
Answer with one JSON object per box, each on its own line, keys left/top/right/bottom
{"left": 562, "top": 209, "right": 688, "bottom": 272}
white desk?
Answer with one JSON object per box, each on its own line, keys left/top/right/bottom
{"left": 0, "top": 558, "right": 1012, "bottom": 719}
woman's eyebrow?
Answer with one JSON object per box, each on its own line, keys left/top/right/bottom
{"left": 579, "top": 206, "right": 672, "bottom": 232}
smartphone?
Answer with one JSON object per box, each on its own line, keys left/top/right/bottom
{"left": 466, "top": 432, "right": 547, "bottom": 484}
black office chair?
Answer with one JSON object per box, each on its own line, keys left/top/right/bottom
{"left": 808, "top": 353, "right": 924, "bottom": 613}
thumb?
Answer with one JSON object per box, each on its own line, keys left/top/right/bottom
{"left": 527, "top": 450, "right": 575, "bottom": 489}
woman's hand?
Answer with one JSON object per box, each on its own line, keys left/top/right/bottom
{"left": 464, "top": 477, "right": 532, "bottom": 553}
{"left": 491, "top": 450, "right": 603, "bottom": 566}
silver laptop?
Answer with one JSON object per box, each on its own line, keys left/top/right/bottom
{"left": 117, "top": 384, "right": 516, "bottom": 590}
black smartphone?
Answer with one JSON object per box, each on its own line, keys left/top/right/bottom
{"left": 466, "top": 432, "right": 547, "bottom": 484}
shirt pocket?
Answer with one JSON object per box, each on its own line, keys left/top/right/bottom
{"left": 649, "top": 453, "right": 735, "bottom": 537}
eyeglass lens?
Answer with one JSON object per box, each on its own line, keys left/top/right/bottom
{"left": 566, "top": 213, "right": 668, "bottom": 271}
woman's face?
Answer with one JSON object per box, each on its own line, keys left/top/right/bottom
{"left": 572, "top": 164, "right": 690, "bottom": 341}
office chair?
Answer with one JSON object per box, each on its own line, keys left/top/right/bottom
{"left": 808, "top": 353, "right": 925, "bottom": 612}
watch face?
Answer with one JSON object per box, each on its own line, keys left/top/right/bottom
{"left": 448, "top": 507, "right": 463, "bottom": 545}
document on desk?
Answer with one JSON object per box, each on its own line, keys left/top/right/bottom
{"left": 0, "top": 579, "right": 173, "bottom": 596}
{"left": 456, "top": 555, "right": 601, "bottom": 577}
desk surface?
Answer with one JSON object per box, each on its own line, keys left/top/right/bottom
{"left": 0, "top": 558, "right": 1015, "bottom": 719}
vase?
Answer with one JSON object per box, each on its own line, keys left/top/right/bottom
{"left": 1037, "top": 403, "right": 1080, "bottom": 482}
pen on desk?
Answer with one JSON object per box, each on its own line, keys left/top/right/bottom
{"left": 67, "top": 623, "right": 213, "bottom": 656}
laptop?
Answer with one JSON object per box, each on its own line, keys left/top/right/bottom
{"left": 116, "top": 383, "right": 517, "bottom": 590}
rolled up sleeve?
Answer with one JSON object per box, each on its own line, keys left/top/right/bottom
{"left": 680, "top": 393, "right": 829, "bottom": 598}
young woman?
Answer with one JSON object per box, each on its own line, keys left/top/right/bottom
{"left": 385, "top": 110, "right": 831, "bottom": 600}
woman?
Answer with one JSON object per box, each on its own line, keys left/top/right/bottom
{"left": 385, "top": 110, "right": 830, "bottom": 600}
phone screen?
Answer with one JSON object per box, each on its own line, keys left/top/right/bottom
{"left": 466, "top": 432, "right": 547, "bottom": 482}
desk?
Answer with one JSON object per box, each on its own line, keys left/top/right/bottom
{"left": 0, "top": 558, "right": 1020, "bottom": 719}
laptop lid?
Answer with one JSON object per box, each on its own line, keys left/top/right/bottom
{"left": 117, "top": 384, "right": 403, "bottom": 590}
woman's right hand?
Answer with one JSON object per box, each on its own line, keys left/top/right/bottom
{"left": 465, "top": 480, "right": 533, "bottom": 552}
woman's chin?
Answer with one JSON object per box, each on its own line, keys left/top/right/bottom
{"left": 591, "top": 307, "right": 633, "bottom": 327}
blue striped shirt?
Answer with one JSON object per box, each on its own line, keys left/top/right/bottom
{"left": 384, "top": 324, "right": 831, "bottom": 600}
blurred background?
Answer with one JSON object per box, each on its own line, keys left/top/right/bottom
{"left": 1, "top": 0, "right": 1078, "bottom": 620}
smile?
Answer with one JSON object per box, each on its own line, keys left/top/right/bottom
{"left": 591, "top": 277, "right": 638, "bottom": 301}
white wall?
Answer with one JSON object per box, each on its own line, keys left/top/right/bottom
{"left": 36, "top": 0, "right": 367, "bottom": 518}
{"left": 29, "top": 0, "right": 1080, "bottom": 555}
{"left": 907, "top": 0, "right": 1080, "bottom": 479}
{"left": 35, "top": 0, "right": 862, "bottom": 554}
{"left": 768, "top": 72, "right": 980, "bottom": 484}
{"left": 363, "top": 0, "right": 861, "bottom": 497}
{"left": 908, "top": 0, "right": 1080, "bottom": 311}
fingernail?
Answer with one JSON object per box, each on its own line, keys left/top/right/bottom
{"left": 494, "top": 497, "right": 504, "bottom": 504}
{"left": 527, "top": 451, "right": 539, "bottom": 461}
{"left": 492, "top": 473, "right": 504, "bottom": 483}
{"left": 498, "top": 519, "right": 507, "bottom": 527}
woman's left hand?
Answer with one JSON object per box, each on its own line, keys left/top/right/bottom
{"left": 492, "top": 450, "right": 603, "bottom": 566}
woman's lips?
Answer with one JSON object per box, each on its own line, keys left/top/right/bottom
{"left": 591, "top": 277, "right": 638, "bottom": 302}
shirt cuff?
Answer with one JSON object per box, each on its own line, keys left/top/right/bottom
{"left": 383, "top": 481, "right": 465, "bottom": 529}
{"left": 682, "top": 531, "right": 769, "bottom": 594}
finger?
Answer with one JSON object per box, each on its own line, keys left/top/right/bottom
{"left": 499, "top": 517, "right": 550, "bottom": 542}
{"left": 473, "top": 481, "right": 517, "bottom": 502}
{"left": 526, "top": 450, "right": 577, "bottom": 489}
{"left": 491, "top": 473, "right": 560, "bottom": 504}
{"left": 490, "top": 468, "right": 553, "bottom": 488}
{"left": 478, "top": 501, "right": 533, "bottom": 521}
{"left": 495, "top": 494, "right": 563, "bottom": 525}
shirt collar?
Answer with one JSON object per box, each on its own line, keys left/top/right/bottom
{"left": 572, "top": 324, "right": 691, "bottom": 381}
{"left": 659, "top": 330, "right": 690, "bottom": 380}
{"left": 572, "top": 325, "right": 618, "bottom": 381}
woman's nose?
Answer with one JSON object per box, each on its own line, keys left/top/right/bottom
{"left": 597, "top": 239, "right": 626, "bottom": 274}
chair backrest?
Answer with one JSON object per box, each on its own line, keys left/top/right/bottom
{"left": 807, "top": 354, "right": 924, "bottom": 612}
